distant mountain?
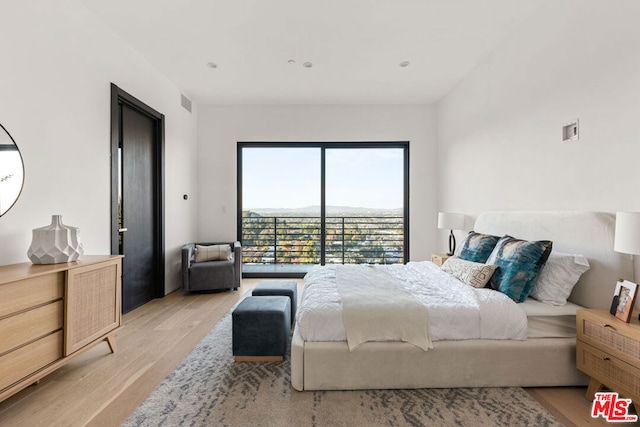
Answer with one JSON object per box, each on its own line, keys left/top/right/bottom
{"left": 247, "top": 206, "right": 403, "bottom": 217}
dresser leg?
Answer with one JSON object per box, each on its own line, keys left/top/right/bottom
{"left": 105, "top": 335, "right": 117, "bottom": 354}
{"left": 585, "top": 378, "right": 603, "bottom": 400}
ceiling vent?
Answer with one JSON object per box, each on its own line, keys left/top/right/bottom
{"left": 181, "top": 94, "right": 192, "bottom": 113}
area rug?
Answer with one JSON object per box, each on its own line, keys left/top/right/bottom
{"left": 123, "top": 310, "right": 562, "bottom": 427}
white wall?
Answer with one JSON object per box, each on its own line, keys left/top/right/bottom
{"left": 0, "top": 1, "right": 199, "bottom": 293}
{"left": 197, "top": 105, "right": 439, "bottom": 260}
{"left": 437, "top": 0, "right": 640, "bottom": 226}
{"left": 10, "top": 0, "right": 637, "bottom": 293}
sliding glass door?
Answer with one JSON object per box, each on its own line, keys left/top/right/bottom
{"left": 238, "top": 142, "right": 408, "bottom": 277}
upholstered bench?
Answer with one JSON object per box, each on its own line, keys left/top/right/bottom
{"left": 252, "top": 280, "right": 297, "bottom": 325}
{"left": 232, "top": 296, "right": 291, "bottom": 362}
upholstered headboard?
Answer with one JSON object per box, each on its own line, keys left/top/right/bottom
{"left": 474, "top": 211, "right": 633, "bottom": 309}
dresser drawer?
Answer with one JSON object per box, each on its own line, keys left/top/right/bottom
{"left": 0, "top": 331, "right": 63, "bottom": 392}
{"left": 0, "top": 273, "right": 64, "bottom": 318}
{"left": 577, "top": 340, "right": 640, "bottom": 401}
{"left": 0, "top": 301, "right": 64, "bottom": 355}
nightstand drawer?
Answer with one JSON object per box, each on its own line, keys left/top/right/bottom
{"left": 577, "top": 311, "right": 640, "bottom": 366}
{"left": 577, "top": 341, "right": 640, "bottom": 401}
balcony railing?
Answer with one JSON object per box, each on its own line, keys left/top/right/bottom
{"left": 241, "top": 215, "right": 405, "bottom": 265}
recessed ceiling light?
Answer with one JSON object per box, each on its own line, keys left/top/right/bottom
{"left": 399, "top": 61, "right": 410, "bottom": 68}
{"left": 206, "top": 62, "right": 218, "bottom": 69}
{"left": 303, "top": 62, "right": 313, "bottom": 68}
{"left": 288, "top": 59, "right": 296, "bottom": 65}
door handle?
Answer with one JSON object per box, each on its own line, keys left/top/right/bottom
{"left": 119, "top": 228, "right": 128, "bottom": 233}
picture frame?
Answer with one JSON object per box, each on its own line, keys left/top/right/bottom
{"left": 612, "top": 279, "right": 638, "bottom": 323}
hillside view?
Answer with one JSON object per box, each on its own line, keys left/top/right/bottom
{"left": 242, "top": 207, "right": 405, "bottom": 265}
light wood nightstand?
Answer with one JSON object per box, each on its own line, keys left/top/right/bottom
{"left": 431, "top": 253, "right": 451, "bottom": 267}
{"left": 576, "top": 309, "right": 640, "bottom": 403}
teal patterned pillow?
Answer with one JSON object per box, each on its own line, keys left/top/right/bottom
{"left": 459, "top": 232, "right": 500, "bottom": 263}
{"left": 487, "top": 235, "right": 553, "bottom": 303}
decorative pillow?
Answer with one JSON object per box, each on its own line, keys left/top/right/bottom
{"left": 194, "top": 244, "right": 232, "bottom": 262}
{"left": 486, "top": 235, "right": 553, "bottom": 303}
{"left": 529, "top": 252, "right": 590, "bottom": 305}
{"left": 441, "top": 257, "right": 498, "bottom": 288}
{"left": 458, "top": 232, "right": 501, "bottom": 263}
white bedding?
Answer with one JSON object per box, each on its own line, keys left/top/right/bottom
{"left": 336, "top": 265, "right": 432, "bottom": 351}
{"left": 519, "top": 298, "right": 582, "bottom": 338}
{"left": 297, "top": 261, "right": 528, "bottom": 343}
{"left": 519, "top": 298, "right": 583, "bottom": 316}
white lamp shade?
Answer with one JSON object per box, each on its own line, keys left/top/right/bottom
{"left": 437, "top": 212, "right": 465, "bottom": 230}
{"left": 614, "top": 212, "right": 640, "bottom": 255}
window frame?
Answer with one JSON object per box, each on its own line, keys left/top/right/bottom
{"left": 237, "top": 141, "right": 409, "bottom": 276}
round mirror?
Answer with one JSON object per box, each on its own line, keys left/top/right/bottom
{"left": 0, "top": 124, "right": 25, "bottom": 216}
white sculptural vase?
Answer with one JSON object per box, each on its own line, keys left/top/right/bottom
{"left": 27, "top": 215, "right": 84, "bottom": 264}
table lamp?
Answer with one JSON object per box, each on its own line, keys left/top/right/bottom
{"left": 614, "top": 212, "right": 640, "bottom": 256}
{"left": 438, "top": 212, "right": 465, "bottom": 256}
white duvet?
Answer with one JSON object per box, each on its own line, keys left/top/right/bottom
{"left": 297, "top": 261, "right": 528, "bottom": 343}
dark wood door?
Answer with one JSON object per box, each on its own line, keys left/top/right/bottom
{"left": 111, "top": 84, "right": 164, "bottom": 313}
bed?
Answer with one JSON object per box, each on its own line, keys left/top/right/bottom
{"left": 290, "top": 211, "right": 633, "bottom": 391}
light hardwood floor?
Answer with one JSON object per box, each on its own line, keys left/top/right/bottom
{"left": 0, "top": 278, "right": 612, "bottom": 426}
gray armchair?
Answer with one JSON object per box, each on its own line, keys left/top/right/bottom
{"left": 182, "top": 241, "right": 242, "bottom": 293}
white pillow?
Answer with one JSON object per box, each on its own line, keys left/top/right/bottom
{"left": 529, "top": 252, "right": 590, "bottom": 305}
{"left": 441, "top": 257, "right": 498, "bottom": 288}
{"left": 194, "top": 244, "right": 232, "bottom": 262}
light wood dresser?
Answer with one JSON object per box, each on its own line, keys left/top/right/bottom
{"left": 576, "top": 308, "right": 640, "bottom": 403}
{"left": 0, "top": 255, "right": 122, "bottom": 402}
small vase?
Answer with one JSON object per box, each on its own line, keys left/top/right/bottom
{"left": 27, "top": 215, "right": 84, "bottom": 264}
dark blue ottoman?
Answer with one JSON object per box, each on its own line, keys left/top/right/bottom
{"left": 252, "top": 280, "right": 297, "bottom": 325}
{"left": 232, "top": 296, "right": 291, "bottom": 362}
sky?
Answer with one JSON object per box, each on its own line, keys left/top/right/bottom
{"left": 242, "top": 147, "right": 404, "bottom": 210}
